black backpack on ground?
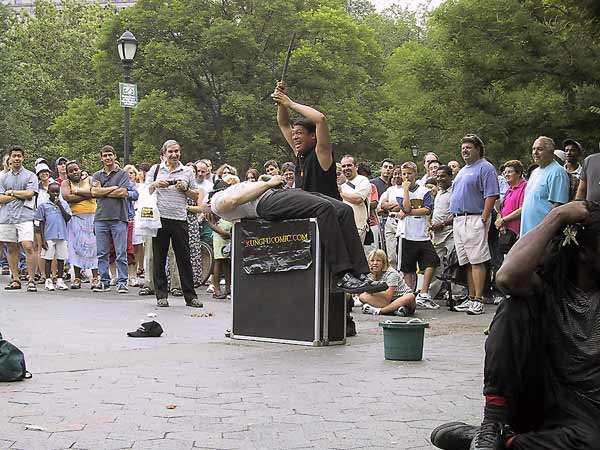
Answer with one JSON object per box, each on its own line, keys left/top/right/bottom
{"left": 0, "top": 333, "right": 32, "bottom": 382}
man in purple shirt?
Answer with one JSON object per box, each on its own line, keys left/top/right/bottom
{"left": 449, "top": 134, "right": 499, "bottom": 315}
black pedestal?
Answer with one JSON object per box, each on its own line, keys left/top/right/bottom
{"left": 231, "top": 218, "right": 346, "bottom": 346}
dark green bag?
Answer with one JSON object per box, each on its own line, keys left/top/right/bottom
{"left": 0, "top": 333, "right": 32, "bottom": 382}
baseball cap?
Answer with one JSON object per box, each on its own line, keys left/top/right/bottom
{"left": 127, "top": 321, "right": 164, "bottom": 338}
{"left": 55, "top": 156, "right": 68, "bottom": 167}
{"left": 553, "top": 150, "right": 566, "bottom": 164}
{"left": 563, "top": 139, "right": 582, "bottom": 152}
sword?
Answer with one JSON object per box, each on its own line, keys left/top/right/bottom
{"left": 280, "top": 31, "right": 296, "bottom": 84}
{"left": 261, "top": 32, "right": 297, "bottom": 102}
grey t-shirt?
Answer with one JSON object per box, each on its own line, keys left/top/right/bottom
{"left": 580, "top": 153, "right": 600, "bottom": 202}
{"left": 0, "top": 167, "right": 39, "bottom": 224}
{"left": 146, "top": 163, "right": 197, "bottom": 221}
{"left": 211, "top": 182, "right": 269, "bottom": 221}
{"left": 92, "top": 167, "right": 130, "bottom": 222}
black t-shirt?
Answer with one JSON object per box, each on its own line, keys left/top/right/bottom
{"left": 295, "top": 147, "right": 341, "bottom": 200}
{"left": 544, "top": 282, "right": 600, "bottom": 408}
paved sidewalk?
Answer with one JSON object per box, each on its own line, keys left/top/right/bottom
{"left": 0, "top": 278, "right": 495, "bottom": 450}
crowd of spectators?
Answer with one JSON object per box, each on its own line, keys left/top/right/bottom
{"left": 0, "top": 133, "right": 598, "bottom": 317}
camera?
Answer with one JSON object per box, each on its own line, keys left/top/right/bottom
{"left": 167, "top": 179, "right": 178, "bottom": 186}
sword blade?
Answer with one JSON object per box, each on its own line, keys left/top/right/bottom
{"left": 280, "top": 31, "right": 297, "bottom": 83}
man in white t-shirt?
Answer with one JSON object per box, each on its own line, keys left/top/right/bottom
{"left": 396, "top": 161, "right": 440, "bottom": 309}
{"left": 339, "top": 155, "right": 371, "bottom": 244}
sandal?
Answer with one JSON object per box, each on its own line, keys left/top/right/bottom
{"left": 212, "top": 293, "right": 227, "bottom": 299}
{"left": 170, "top": 288, "right": 183, "bottom": 297}
{"left": 4, "top": 280, "right": 21, "bottom": 290}
{"left": 138, "top": 286, "right": 154, "bottom": 296}
{"left": 90, "top": 278, "right": 99, "bottom": 290}
{"left": 70, "top": 278, "right": 81, "bottom": 290}
{"left": 27, "top": 281, "right": 37, "bottom": 292}
{"left": 157, "top": 298, "right": 169, "bottom": 307}
{"left": 185, "top": 298, "right": 203, "bottom": 308}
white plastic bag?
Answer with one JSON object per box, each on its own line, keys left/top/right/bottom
{"left": 134, "top": 185, "right": 161, "bottom": 235}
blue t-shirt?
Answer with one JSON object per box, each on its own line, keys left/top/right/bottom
{"left": 34, "top": 199, "right": 72, "bottom": 240}
{"left": 520, "top": 161, "right": 569, "bottom": 236}
{"left": 450, "top": 159, "right": 499, "bottom": 214}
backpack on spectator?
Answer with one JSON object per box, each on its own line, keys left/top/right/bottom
{"left": 0, "top": 333, "right": 32, "bottom": 382}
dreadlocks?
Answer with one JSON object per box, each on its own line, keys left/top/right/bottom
{"left": 541, "top": 201, "right": 600, "bottom": 295}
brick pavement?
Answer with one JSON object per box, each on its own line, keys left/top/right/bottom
{"left": 0, "top": 277, "right": 495, "bottom": 450}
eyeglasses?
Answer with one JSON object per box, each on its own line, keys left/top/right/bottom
{"left": 426, "top": 160, "right": 439, "bottom": 164}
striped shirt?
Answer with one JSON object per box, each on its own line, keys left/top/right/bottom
{"left": 146, "top": 162, "right": 197, "bottom": 221}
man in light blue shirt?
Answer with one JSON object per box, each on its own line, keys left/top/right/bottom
{"left": 520, "top": 136, "right": 569, "bottom": 236}
{"left": 0, "top": 146, "right": 39, "bottom": 291}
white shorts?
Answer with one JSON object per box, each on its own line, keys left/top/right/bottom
{"left": 0, "top": 221, "right": 34, "bottom": 243}
{"left": 41, "top": 239, "right": 68, "bottom": 260}
{"left": 453, "top": 215, "right": 491, "bottom": 265}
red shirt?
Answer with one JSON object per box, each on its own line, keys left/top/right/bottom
{"left": 501, "top": 178, "right": 527, "bottom": 235}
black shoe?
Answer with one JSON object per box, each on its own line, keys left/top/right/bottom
{"left": 470, "top": 421, "right": 510, "bottom": 450}
{"left": 346, "top": 316, "right": 357, "bottom": 337}
{"left": 138, "top": 286, "right": 154, "bottom": 296}
{"left": 357, "top": 273, "right": 389, "bottom": 293}
{"left": 336, "top": 273, "right": 388, "bottom": 294}
{"left": 431, "top": 422, "right": 478, "bottom": 450}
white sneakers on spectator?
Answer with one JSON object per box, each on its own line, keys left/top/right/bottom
{"left": 415, "top": 293, "right": 440, "bottom": 310}
{"left": 206, "top": 284, "right": 215, "bottom": 294}
{"left": 394, "top": 306, "right": 408, "bottom": 317}
{"left": 454, "top": 297, "right": 485, "bottom": 315}
{"left": 45, "top": 278, "right": 55, "bottom": 291}
{"left": 466, "top": 300, "right": 484, "bottom": 315}
{"left": 55, "top": 278, "right": 68, "bottom": 290}
{"left": 352, "top": 294, "right": 363, "bottom": 307}
{"left": 362, "top": 304, "right": 381, "bottom": 315}
{"left": 453, "top": 298, "right": 473, "bottom": 312}
{"left": 128, "top": 277, "right": 139, "bottom": 287}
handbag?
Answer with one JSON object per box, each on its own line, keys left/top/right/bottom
{"left": 498, "top": 229, "right": 518, "bottom": 254}
{"left": 134, "top": 184, "right": 162, "bottom": 236}
{"left": 0, "top": 333, "right": 32, "bottom": 382}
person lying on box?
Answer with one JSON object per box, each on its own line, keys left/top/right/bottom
{"left": 208, "top": 175, "right": 388, "bottom": 294}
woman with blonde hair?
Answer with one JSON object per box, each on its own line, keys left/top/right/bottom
{"left": 359, "top": 249, "right": 416, "bottom": 317}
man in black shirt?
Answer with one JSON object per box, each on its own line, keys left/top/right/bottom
{"left": 431, "top": 201, "right": 600, "bottom": 450}
{"left": 274, "top": 83, "right": 340, "bottom": 200}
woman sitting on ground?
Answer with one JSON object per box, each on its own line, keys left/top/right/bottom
{"left": 360, "top": 249, "right": 416, "bottom": 317}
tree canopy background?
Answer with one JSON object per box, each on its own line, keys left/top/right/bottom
{"left": 1, "top": 0, "right": 599, "bottom": 173}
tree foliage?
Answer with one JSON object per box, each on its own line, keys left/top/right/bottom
{"left": 2, "top": 0, "right": 600, "bottom": 173}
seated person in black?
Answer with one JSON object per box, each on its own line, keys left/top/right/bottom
{"left": 431, "top": 200, "right": 600, "bottom": 450}
{"left": 209, "top": 175, "right": 388, "bottom": 295}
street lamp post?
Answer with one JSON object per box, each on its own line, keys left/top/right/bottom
{"left": 117, "top": 30, "right": 138, "bottom": 165}
{"left": 411, "top": 144, "right": 419, "bottom": 165}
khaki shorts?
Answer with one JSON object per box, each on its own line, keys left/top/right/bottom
{"left": 453, "top": 215, "right": 491, "bottom": 265}
{"left": 0, "top": 221, "right": 34, "bottom": 243}
{"left": 41, "top": 239, "right": 68, "bottom": 260}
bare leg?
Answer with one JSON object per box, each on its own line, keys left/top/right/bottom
{"left": 471, "top": 263, "right": 487, "bottom": 299}
{"left": 56, "top": 259, "right": 65, "bottom": 278}
{"left": 420, "top": 267, "right": 435, "bottom": 294}
{"left": 466, "top": 265, "right": 475, "bottom": 297}
{"left": 6, "top": 242, "right": 20, "bottom": 282}
{"left": 223, "top": 259, "right": 231, "bottom": 295}
{"left": 22, "top": 240, "right": 36, "bottom": 283}
{"left": 212, "top": 261, "right": 222, "bottom": 295}
{"left": 380, "top": 293, "right": 416, "bottom": 315}
{"left": 44, "top": 259, "right": 52, "bottom": 279}
{"left": 404, "top": 272, "right": 416, "bottom": 291}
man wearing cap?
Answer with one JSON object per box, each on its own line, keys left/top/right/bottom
{"left": 553, "top": 148, "right": 579, "bottom": 201}
{"left": 55, "top": 157, "right": 68, "bottom": 185}
{"left": 576, "top": 141, "right": 600, "bottom": 202}
{"left": 0, "top": 146, "right": 39, "bottom": 291}
{"left": 449, "top": 134, "right": 499, "bottom": 316}
{"left": 520, "top": 136, "right": 569, "bottom": 237}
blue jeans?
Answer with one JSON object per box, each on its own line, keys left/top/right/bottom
{"left": 95, "top": 220, "right": 128, "bottom": 285}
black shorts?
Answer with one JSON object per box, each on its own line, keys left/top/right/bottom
{"left": 400, "top": 239, "right": 439, "bottom": 273}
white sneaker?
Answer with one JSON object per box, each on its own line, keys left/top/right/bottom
{"left": 394, "top": 306, "right": 408, "bottom": 317}
{"left": 206, "top": 284, "right": 215, "bottom": 294}
{"left": 55, "top": 278, "right": 68, "bottom": 290}
{"left": 109, "top": 278, "right": 117, "bottom": 286}
{"left": 361, "top": 304, "right": 381, "bottom": 315}
{"left": 416, "top": 293, "right": 440, "bottom": 310}
{"left": 44, "top": 278, "right": 55, "bottom": 291}
{"left": 453, "top": 298, "right": 473, "bottom": 312}
{"left": 128, "top": 277, "right": 139, "bottom": 287}
{"left": 466, "top": 300, "right": 485, "bottom": 315}
{"left": 352, "top": 294, "right": 362, "bottom": 307}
